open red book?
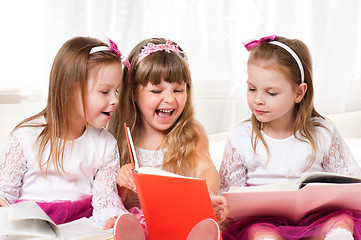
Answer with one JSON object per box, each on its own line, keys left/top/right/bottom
{"left": 123, "top": 123, "right": 219, "bottom": 240}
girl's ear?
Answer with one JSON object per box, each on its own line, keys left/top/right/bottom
{"left": 295, "top": 83, "right": 307, "bottom": 103}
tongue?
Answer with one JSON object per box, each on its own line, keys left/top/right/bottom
{"left": 157, "top": 110, "right": 171, "bottom": 118}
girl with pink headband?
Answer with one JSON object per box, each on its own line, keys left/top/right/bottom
{"left": 0, "top": 36, "right": 127, "bottom": 229}
{"left": 219, "top": 35, "right": 361, "bottom": 240}
{"left": 108, "top": 38, "right": 227, "bottom": 240}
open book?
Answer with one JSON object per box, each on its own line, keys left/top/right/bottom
{"left": 0, "top": 201, "right": 113, "bottom": 240}
{"left": 224, "top": 172, "right": 361, "bottom": 223}
{"left": 124, "top": 123, "right": 219, "bottom": 240}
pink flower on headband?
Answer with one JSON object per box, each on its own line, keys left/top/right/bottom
{"left": 108, "top": 38, "right": 122, "bottom": 59}
{"left": 123, "top": 59, "right": 131, "bottom": 69}
{"left": 136, "top": 40, "right": 187, "bottom": 65}
{"left": 244, "top": 35, "right": 277, "bottom": 51}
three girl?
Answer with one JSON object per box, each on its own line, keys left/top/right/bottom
{"left": 1, "top": 34, "right": 357, "bottom": 240}
{"left": 0, "top": 36, "right": 126, "bottom": 228}
{"left": 220, "top": 35, "right": 361, "bottom": 240}
{"left": 108, "top": 38, "right": 227, "bottom": 240}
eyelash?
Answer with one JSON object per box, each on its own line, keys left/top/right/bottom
{"left": 101, "top": 90, "right": 118, "bottom": 94}
{"left": 151, "top": 89, "right": 184, "bottom": 93}
{"left": 248, "top": 88, "right": 277, "bottom": 96}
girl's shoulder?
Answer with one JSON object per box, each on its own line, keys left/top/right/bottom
{"left": 226, "top": 120, "right": 252, "bottom": 145}
{"left": 312, "top": 116, "right": 338, "bottom": 134}
{"left": 229, "top": 120, "right": 252, "bottom": 137}
{"left": 11, "top": 116, "right": 46, "bottom": 136}
{"left": 85, "top": 125, "right": 117, "bottom": 145}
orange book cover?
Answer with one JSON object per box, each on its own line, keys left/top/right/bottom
{"left": 124, "top": 123, "right": 219, "bottom": 240}
{"left": 224, "top": 173, "right": 361, "bottom": 223}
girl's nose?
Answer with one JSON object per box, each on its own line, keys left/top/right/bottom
{"left": 111, "top": 93, "right": 119, "bottom": 105}
{"left": 254, "top": 93, "right": 264, "bottom": 105}
{"left": 163, "top": 92, "right": 175, "bottom": 103}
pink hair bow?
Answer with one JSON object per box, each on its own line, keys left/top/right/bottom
{"left": 108, "top": 38, "right": 132, "bottom": 68}
{"left": 244, "top": 35, "right": 277, "bottom": 51}
{"left": 123, "top": 59, "right": 131, "bottom": 69}
{"left": 108, "top": 38, "right": 122, "bottom": 59}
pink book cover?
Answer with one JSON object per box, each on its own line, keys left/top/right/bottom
{"left": 224, "top": 182, "right": 361, "bottom": 223}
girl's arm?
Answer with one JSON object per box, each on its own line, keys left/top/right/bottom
{"left": 194, "top": 128, "right": 228, "bottom": 222}
{"left": 194, "top": 128, "right": 220, "bottom": 195}
{"left": 92, "top": 144, "right": 128, "bottom": 228}
{"left": 0, "top": 134, "right": 27, "bottom": 205}
{"left": 219, "top": 137, "right": 248, "bottom": 195}
{"left": 322, "top": 121, "right": 361, "bottom": 177}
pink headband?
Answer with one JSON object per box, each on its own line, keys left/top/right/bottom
{"left": 90, "top": 38, "right": 129, "bottom": 67}
{"left": 244, "top": 35, "right": 304, "bottom": 83}
{"left": 135, "top": 40, "right": 188, "bottom": 66}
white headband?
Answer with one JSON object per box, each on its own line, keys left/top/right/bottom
{"left": 269, "top": 41, "right": 304, "bottom": 83}
{"left": 89, "top": 46, "right": 110, "bottom": 55}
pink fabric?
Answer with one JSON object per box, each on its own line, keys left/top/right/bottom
{"left": 243, "top": 35, "right": 277, "bottom": 51}
{"left": 16, "top": 196, "right": 93, "bottom": 225}
{"left": 128, "top": 207, "right": 150, "bottom": 240}
{"left": 222, "top": 209, "right": 361, "bottom": 240}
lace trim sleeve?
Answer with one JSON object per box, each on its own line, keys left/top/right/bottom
{"left": 0, "top": 134, "right": 27, "bottom": 204}
{"left": 322, "top": 126, "right": 361, "bottom": 177}
{"left": 91, "top": 144, "right": 128, "bottom": 225}
{"left": 219, "top": 137, "right": 247, "bottom": 195}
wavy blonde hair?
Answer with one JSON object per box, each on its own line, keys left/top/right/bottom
{"left": 247, "top": 36, "right": 325, "bottom": 169}
{"left": 108, "top": 38, "right": 202, "bottom": 176}
{"left": 13, "top": 36, "right": 121, "bottom": 175}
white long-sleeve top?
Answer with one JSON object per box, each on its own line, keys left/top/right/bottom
{"left": 219, "top": 118, "right": 361, "bottom": 194}
{"left": 0, "top": 116, "right": 127, "bottom": 225}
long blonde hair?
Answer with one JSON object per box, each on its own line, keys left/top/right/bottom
{"left": 247, "top": 36, "right": 325, "bottom": 169}
{"left": 108, "top": 38, "right": 201, "bottom": 176}
{"left": 13, "top": 36, "right": 121, "bottom": 175}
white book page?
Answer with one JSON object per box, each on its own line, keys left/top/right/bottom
{"left": 0, "top": 207, "right": 57, "bottom": 240}
{"left": 57, "top": 218, "right": 112, "bottom": 240}
{"left": 137, "top": 166, "right": 199, "bottom": 179}
{"left": 127, "top": 127, "right": 139, "bottom": 170}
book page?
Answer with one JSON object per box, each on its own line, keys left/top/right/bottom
{"left": 57, "top": 218, "right": 113, "bottom": 240}
{"left": 125, "top": 126, "right": 139, "bottom": 170}
{"left": 299, "top": 172, "right": 361, "bottom": 187}
{"left": 0, "top": 204, "right": 58, "bottom": 240}
{"left": 137, "top": 166, "right": 199, "bottom": 179}
{"left": 227, "top": 182, "right": 299, "bottom": 193}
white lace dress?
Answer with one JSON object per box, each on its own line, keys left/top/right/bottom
{"left": 219, "top": 118, "right": 361, "bottom": 194}
{"left": 124, "top": 147, "right": 166, "bottom": 209}
{"left": 0, "top": 117, "right": 126, "bottom": 225}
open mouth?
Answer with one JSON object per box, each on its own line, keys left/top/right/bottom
{"left": 156, "top": 109, "right": 174, "bottom": 118}
{"left": 102, "top": 112, "right": 111, "bottom": 117}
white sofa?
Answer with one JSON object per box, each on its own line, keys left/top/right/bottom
{"left": 209, "top": 111, "right": 361, "bottom": 170}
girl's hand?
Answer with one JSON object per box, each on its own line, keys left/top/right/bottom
{"left": 0, "top": 198, "right": 9, "bottom": 207}
{"left": 210, "top": 195, "right": 229, "bottom": 223}
{"left": 103, "top": 217, "right": 117, "bottom": 229}
{"left": 116, "top": 164, "right": 136, "bottom": 192}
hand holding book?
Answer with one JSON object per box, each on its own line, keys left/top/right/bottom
{"left": 123, "top": 123, "right": 219, "bottom": 240}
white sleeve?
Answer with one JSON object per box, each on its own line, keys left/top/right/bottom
{"left": 0, "top": 134, "right": 27, "bottom": 204}
{"left": 322, "top": 125, "right": 361, "bottom": 177}
{"left": 219, "top": 137, "right": 248, "bottom": 195}
{"left": 91, "top": 144, "right": 128, "bottom": 226}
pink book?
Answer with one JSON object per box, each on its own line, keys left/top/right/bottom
{"left": 224, "top": 172, "right": 361, "bottom": 223}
